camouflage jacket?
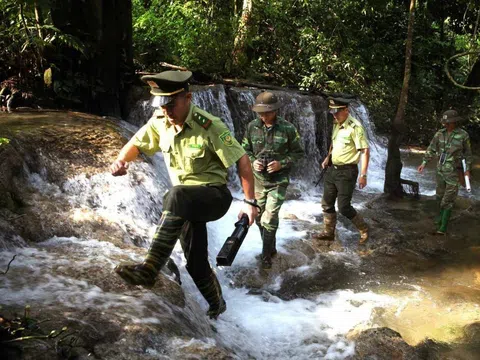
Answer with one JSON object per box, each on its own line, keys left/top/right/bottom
{"left": 422, "top": 127, "right": 472, "bottom": 174}
{"left": 242, "top": 117, "right": 304, "bottom": 185}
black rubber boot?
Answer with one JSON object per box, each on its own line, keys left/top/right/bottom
{"left": 261, "top": 228, "right": 276, "bottom": 269}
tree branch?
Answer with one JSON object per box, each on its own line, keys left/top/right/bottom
{"left": 445, "top": 51, "right": 480, "bottom": 90}
{"left": 1, "top": 255, "right": 16, "bottom": 275}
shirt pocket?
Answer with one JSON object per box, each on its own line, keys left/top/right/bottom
{"left": 273, "top": 134, "right": 288, "bottom": 153}
{"left": 340, "top": 136, "right": 352, "bottom": 145}
{"left": 184, "top": 144, "right": 207, "bottom": 173}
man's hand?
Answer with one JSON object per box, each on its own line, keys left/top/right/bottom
{"left": 111, "top": 160, "right": 129, "bottom": 176}
{"left": 239, "top": 202, "right": 258, "bottom": 225}
{"left": 358, "top": 176, "right": 367, "bottom": 189}
{"left": 465, "top": 170, "right": 471, "bottom": 178}
{"left": 253, "top": 159, "right": 265, "bottom": 172}
{"left": 267, "top": 160, "right": 281, "bottom": 173}
{"left": 321, "top": 157, "right": 330, "bottom": 169}
{"left": 417, "top": 164, "right": 425, "bottom": 173}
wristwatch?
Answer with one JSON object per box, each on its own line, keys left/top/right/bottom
{"left": 360, "top": 174, "right": 367, "bottom": 178}
{"left": 244, "top": 199, "right": 260, "bottom": 209}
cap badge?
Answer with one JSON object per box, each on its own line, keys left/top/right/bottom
{"left": 147, "top": 81, "right": 159, "bottom": 88}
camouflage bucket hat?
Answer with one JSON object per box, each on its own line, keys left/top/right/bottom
{"left": 440, "top": 109, "right": 462, "bottom": 123}
{"left": 252, "top": 92, "right": 282, "bottom": 113}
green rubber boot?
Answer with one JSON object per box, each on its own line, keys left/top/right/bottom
{"left": 437, "top": 208, "right": 452, "bottom": 235}
{"left": 115, "top": 211, "right": 185, "bottom": 287}
{"left": 435, "top": 208, "right": 444, "bottom": 228}
{"left": 434, "top": 197, "right": 442, "bottom": 226}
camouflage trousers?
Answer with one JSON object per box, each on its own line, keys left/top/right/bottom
{"left": 436, "top": 171, "right": 459, "bottom": 210}
{"left": 255, "top": 180, "right": 288, "bottom": 231}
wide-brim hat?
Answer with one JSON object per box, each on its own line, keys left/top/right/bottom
{"left": 440, "top": 109, "right": 463, "bottom": 123}
{"left": 141, "top": 70, "right": 192, "bottom": 106}
{"left": 252, "top": 91, "right": 282, "bottom": 113}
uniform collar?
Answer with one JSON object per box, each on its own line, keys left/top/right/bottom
{"left": 440, "top": 127, "right": 458, "bottom": 135}
{"left": 337, "top": 115, "right": 352, "bottom": 129}
{"left": 253, "top": 116, "right": 281, "bottom": 129}
{"left": 182, "top": 103, "right": 195, "bottom": 129}
{"left": 154, "top": 105, "right": 194, "bottom": 130}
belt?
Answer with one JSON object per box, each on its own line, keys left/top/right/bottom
{"left": 332, "top": 164, "right": 357, "bottom": 169}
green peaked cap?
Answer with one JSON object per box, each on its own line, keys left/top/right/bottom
{"left": 141, "top": 70, "right": 193, "bottom": 106}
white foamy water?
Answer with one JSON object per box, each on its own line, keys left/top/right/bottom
{"left": 0, "top": 196, "right": 394, "bottom": 359}
{"left": 1, "top": 95, "right": 458, "bottom": 358}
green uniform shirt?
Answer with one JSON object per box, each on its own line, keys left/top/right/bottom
{"left": 422, "top": 127, "right": 472, "bottom": 174}
{"left": 331, "top": 114, "right": 369, "bottom": 165}
{"left": 132, "top": 104, "right": 246, "bottom": 186}
{"left": 241, "top": 116, "right": 304, "bottom": 184}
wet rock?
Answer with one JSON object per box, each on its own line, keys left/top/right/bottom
{"left": 0, "top": 111, "right": 148, "bottom": 245}
{"left": 350, "top": 327, "right": 419, "bottom": 359}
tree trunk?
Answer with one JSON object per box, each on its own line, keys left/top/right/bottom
{"left": 49, "top": 0, "right": 133, "bottom": 117}
{"left": 384, "top": 0, "right": 416, "bottom": 196}
{"left": 231, "top": 0, "right": 253, "bottom": 72}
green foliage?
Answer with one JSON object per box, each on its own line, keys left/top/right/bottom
{"left": 0, "top": 138, "right": 9, "bottom": 146}
{"left": 132, "top": 0, "right": 234, "bottom": 73}
{"left": 0, "top": 0, "right": 86, "bottom": 101}
{"left": 0, "top": 0, "right": 479, "bottom": 143}
{"left": 130, "top": 0, "right": 480, "bottom": 143}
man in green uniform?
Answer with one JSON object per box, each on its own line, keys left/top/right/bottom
{"left": 111, "top": 70, "right": 258, "bottom": 319}
{"left": 315, "top": 97, "right": 370, "bottom": 244}
{"left": 242, "top": 92, "right": 304, "bottom": 269}
{"left": 418, "top": 109, "right": 472, "bottom": 234}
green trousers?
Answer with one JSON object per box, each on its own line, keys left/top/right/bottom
{"left": 321, "top": 165, "right": 358, "bottom": 219}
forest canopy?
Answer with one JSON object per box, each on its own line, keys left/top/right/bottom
{"left": 1, "top": 0, "right": 480, "bottom": 142}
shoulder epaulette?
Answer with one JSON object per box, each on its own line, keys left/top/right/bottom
{"left": 153, "top": 109, "right": 164, "bottom": 119}
{"left": 193, "top": 111, "right": 212, "bottom": 129}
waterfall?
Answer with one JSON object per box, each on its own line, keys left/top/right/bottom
{"left": 127, "top": 85, "right": 386, "bottom": 192}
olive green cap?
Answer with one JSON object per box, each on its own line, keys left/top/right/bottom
{"left": 440, "top": 109, "right": 462, "bottom": 123}
{"left": 327, "top": 97, "right": 351, "bottom": 109}
{"left": 252, "top": 92, "right": 282, "bottom": 113}
{"left": 141, "top": 70, "right": 192, "bottom": 106}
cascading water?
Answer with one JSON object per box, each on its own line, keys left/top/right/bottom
{"left": 127, "top": 85, "right": 388, "bottom": 192}
{"left": 2, "top": 87, "right": 477, "bottom": 358}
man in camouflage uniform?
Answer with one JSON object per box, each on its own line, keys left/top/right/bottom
{"left": 111, "top": 70, "right": 258, "bottom": 319}
{"left": 418, "top": 109, "right": 472, "bottom": 234}
{"left": 315, "top": 97, "right": 370, "bottom": 244}
{"left": 242, "top": 92, "right": 304, "bottom": 269}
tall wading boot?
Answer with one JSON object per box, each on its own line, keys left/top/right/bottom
{"left": 351, "top": 213, "right": 369, "bottom": 244}
{"left": 261, "top": 228, "right": 277, "bottom": 269}
{"left": 258, "top": 223, "right": 277, "bottom": 257}
{"left": 435, "top": 209, "right": 445, "bottom": 229}
{"left": 115, "top": 211, "right": 185, "bottom": 287}
{"left": 194, "top": 273, "right": 227, "bottom": 319}
{"left": 434, "top": 199, "right": 442, "bottom": 226}
{"left": 314, "top": 213, "right": 337, "bottom": 241}
{"left": 437, "top": 208, "right": 452, "bottom": 235}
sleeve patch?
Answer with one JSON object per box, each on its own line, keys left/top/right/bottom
{"left": 219, "top": 130, "right": 234, "bottom": 146}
